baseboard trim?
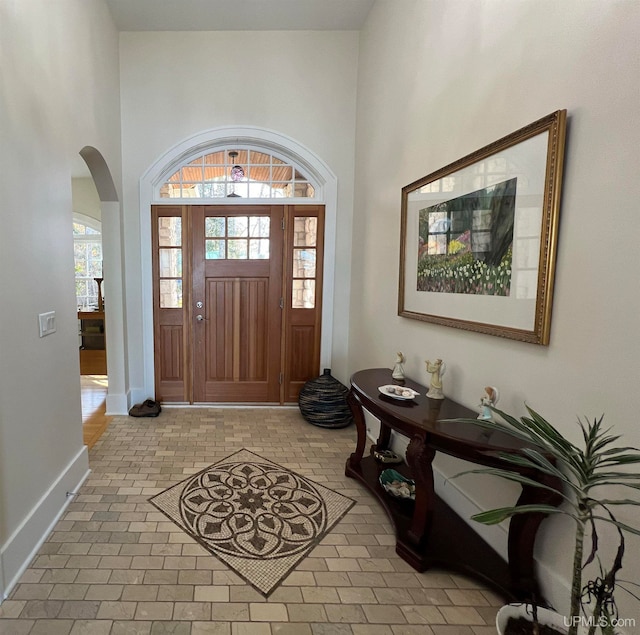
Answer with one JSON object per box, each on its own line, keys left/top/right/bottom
{"left": 105, "top": 389, "right": 129, "bottom": 415}
{"left": 0, "top": 446, "right": 90, "bottom": 602}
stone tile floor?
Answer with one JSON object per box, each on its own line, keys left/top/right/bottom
{"left": 0, "top": 407, "right": 503, "bottom": 634}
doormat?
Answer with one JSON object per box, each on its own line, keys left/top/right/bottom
{"left": 148, "top": 448, "right": 355, "bottom": 596}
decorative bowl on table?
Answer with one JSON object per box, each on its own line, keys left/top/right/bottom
{"left": 379, "top": 469, "right": 416, "bottom": 500}
{"left": 378, "top": 385, "right": 419, "bottom": 400}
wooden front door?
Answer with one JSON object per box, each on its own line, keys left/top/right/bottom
{"left": 192, "top": 205, "right": 282, "bottom": 402}
{"left": 151, "top": 204, "right": 324, "bottom": 404}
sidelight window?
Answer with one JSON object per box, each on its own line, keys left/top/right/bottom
{"left": 158, "top": 216, "right": 183, "bottom": 308}
{"left": 291, "top": 217, "right": 318, "bottom": 308}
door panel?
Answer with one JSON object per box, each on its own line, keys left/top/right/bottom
{"left": 159, "top": 325, "right": 184, "bottom": 381}
{"left": 203, "top": 278, "right": 268, "bottom": 380}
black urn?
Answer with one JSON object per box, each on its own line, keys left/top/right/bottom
{"left": 298, "top": 368, "right": 353, "bottom": 428}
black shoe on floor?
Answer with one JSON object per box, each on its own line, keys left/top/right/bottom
{"left": 129, "top": 399, "right": 161, "bottom": 417}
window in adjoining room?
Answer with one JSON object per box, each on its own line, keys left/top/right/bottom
{"left": 73, "top": 216, "right": 102, "bottom": 310}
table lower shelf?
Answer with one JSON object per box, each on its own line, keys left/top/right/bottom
{"left": 346, "top": 453, "right": 516, "bottom": 601}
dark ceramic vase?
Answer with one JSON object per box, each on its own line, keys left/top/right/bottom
{"left": 298, "top": 368, "right": 353, "bottom": 428}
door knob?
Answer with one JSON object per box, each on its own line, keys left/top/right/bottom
{"left": 196, "top": 314, "right": 205, "bottom": 321}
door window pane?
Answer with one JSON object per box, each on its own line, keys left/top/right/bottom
{"left": 293, "top": 249, "right": 316, "bottom": 277}
{"left": 249, "top": 239, "right": 270, "bottom": 259}
{"left": 160, "top": 279, "right": 182, "bottom": 308}
{"left": 293, "top": 217, "right": 317, "bottom": 246}
{"left": 159, "top": 248, "right": 182, "bottom": 277}
{"left": 292, "top": 280, "right": 315, "bottom": 309}
{"left": 158, "top": 217, "right": 182, "bottom": 246}
{"left": 205, "top": 239, "right": 226, "bottom": 259}
{"left": 227, "top": 239, "right": 248, "bottom": 259}
{"left": 249, "top": 216, "right": 270, "bottom": 237}
{"left": 228, "top": 217, "right": 248, "bottom": 237}
{"left": 205, "top": 217, "right": 226, "bottom": 237}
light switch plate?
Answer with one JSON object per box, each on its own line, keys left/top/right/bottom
{"left": 39, "top": 311, "right": 56, "bottom": 337}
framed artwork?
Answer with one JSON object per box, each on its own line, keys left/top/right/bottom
{"left": 398, "top": 110, "right": 567, "bottom": 345}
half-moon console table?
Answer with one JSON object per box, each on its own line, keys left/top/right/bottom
{"left": 344, "top": 368, "right": 562, "bottom": 602}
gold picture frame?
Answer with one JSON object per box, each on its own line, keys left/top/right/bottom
{"left": 398, "top": 110, "right": 567, "bottom": 345}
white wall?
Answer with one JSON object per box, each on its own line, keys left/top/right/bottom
{"left": 119, "top": 31, "right": 359, "bottom": 396}
{"left": 352, "top": 0, "right": 640, "bottom": 620}
{"left": 0, "top": 0, "right": 121, "bottom": 598}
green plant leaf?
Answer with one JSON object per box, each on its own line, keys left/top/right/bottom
{"left": 588, "top": 473, "right": 640, "bottom": 483}
{"left": 597, "top": 454, "right": 640, "bottom": 466}
{"left": 447, "top": 416, "right": 534, "bottom": 446}
{"left": 590, "top": 517, "right": 640, "bottom": 536}
{"left": 525, "top": 407, "right": 580, "bottom": 457}
{"left": 596, "top": 498, "right": 640, "bottom": 507}
{"left": 494, "top": 450, "right": 560, "bottom": 473}
{"left": 521, "top": 448, "right": 580, "bottom": 483}
{"left": 454, "top": 467, "right": 572, "bottom": 501}
{"left": 471, "top": 504, "right": 569, "bottom": 525}
{"left": 597, "top": 445, "right": 640, "bottom": 457}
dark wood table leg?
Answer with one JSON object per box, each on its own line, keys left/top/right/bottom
{"left": 508, "top": 475, "right": 565, "bottom": 601}
{"left": 372, "top": 420, "right": 392, "bottom": 456}
{"left": 405, "top": 434, "right": 436, "bottom": 546}
{"left": 346, "top": 390, "right": 367, "bottom": 470}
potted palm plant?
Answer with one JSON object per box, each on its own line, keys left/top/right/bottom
{"left": 454, "top": 406, "right": 640, "bottom": 635}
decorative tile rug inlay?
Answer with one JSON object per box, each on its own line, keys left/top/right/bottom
{"left": 149, "top": 448, "right": 355, "bottom": 596}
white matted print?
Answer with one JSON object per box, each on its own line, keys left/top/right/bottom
{"left": 399, "top": 110, "right": 567, "bottom": 345}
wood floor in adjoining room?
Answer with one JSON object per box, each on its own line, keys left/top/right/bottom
{"left": 0, "top": 407, "right": 502, "bottom": 635}
{"left": 81, "top": 374, "right": 112, "bottom": 449}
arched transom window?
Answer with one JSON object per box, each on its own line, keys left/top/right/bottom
{"left": 158, "top": 148, "right": 318, "bottom": 200}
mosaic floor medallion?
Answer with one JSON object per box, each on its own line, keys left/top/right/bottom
{"left": 149, "top": 449, "right": 355, "bottom": 596}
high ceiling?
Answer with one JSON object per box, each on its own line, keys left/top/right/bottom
{"left": 105, "top": 0, "right": 376, "bottom": 32}
{"left": 71, "top": 1, "right": 374, "bottom": 177}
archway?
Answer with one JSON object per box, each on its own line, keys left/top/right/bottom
{"left": 139, "top": 126, "right": 338, "bottom": 400}
{"left": 78, "top": 146, "right": 128, "bottom": 414}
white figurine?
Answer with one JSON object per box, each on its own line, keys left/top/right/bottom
{"left": 392, "top": 352, "right": 405, "bottom": 380}
{"left": 478, "top": 386, "right": 499, "bottom": 420}
{"left": 425, "top": 358, "right": 446, "bottom": 399}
